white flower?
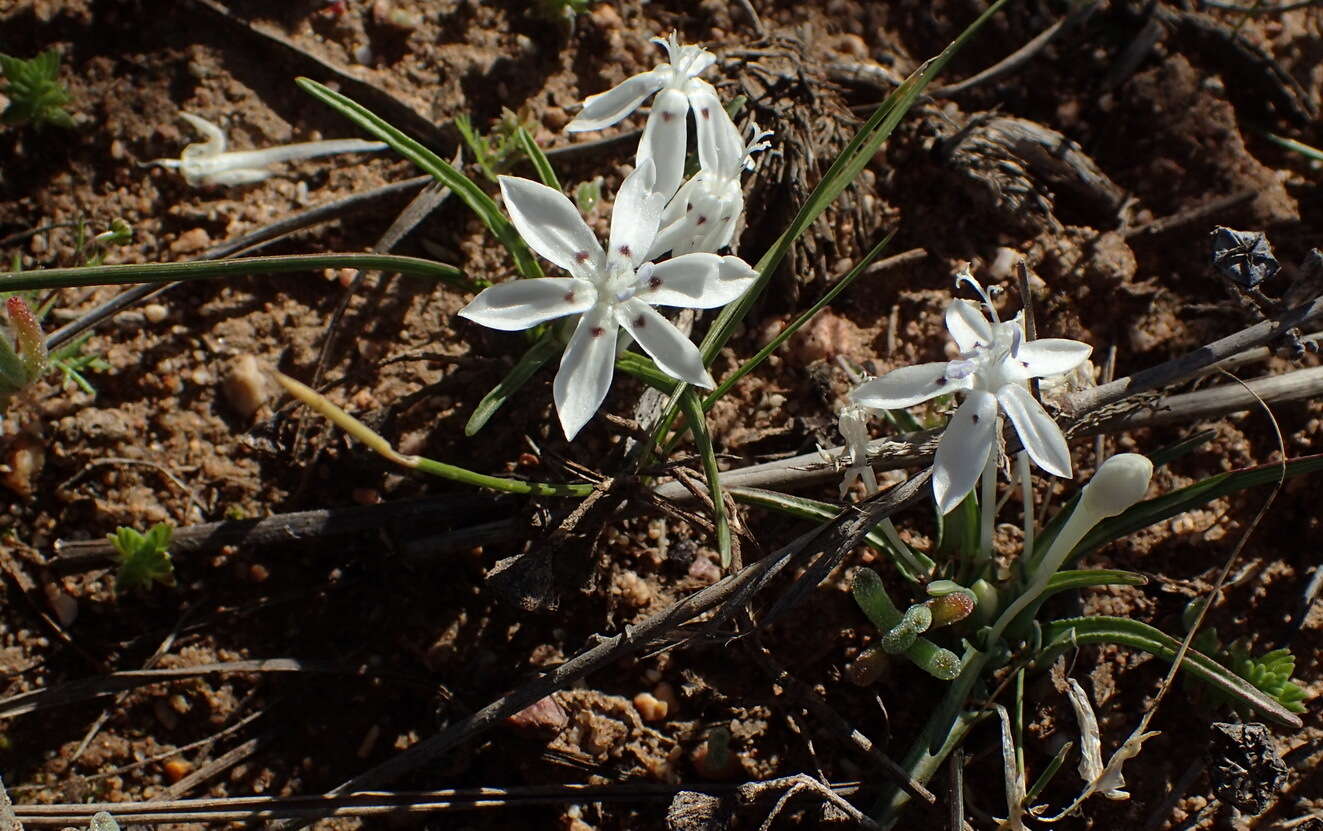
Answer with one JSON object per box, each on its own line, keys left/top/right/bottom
{"left": 849, "top": 277, "right": 1091, "bottom": 513}
{"left": 649, "top": 116, "right": 772, "bottom": 258}
{"left": 148, "top": 112, "right": 386, "bottom": 187}
{"left": 566, "top": 32, "right": 724, "bottom": 199}
{"left": 459, "top": 160, "right": 758, "bottom": 440}
{"left": 836, "top": 403, "right": 878, "bottom": 498}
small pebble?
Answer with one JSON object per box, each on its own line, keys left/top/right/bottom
{"left": 143, "top": 303, "right": 168, "bottom": 323}
{"left": 44, "top": 585, "right": 78, "bottom": 628}
{"left": 169, "top": 228, "right": 211, "bottom": 256}
{"left": 590, "top": 2, "right": 622, "bottom": 30}
{"left": 652, "top": 681, "right": 679, "bottom": 717}
{"left": 506, "top": 695, "right": 569, "bottom": 736}
{"left": 1, "top": 434, "right": 45, "bottom": 498}
{"left": 222, "top": 354, "right": 269, "bottom": 420}
{"left": 633, "top": 691, "right": 668, "bottom": 722}
{"left": 162, "top": 759, "right": 193, "bottom": 783}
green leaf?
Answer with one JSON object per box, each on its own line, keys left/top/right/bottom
{"left": 728, "top": 486, "right": 934, "bottom": 581}
{"left": 1001, "top": 569, "right": 1148, "bottom": 640}
{"left": 465, "top": 328, "right": 561, "bottom": 436}
{"left": 514, "top": 126, "right": 561, "bottom": 191}
{"left": 0, "top": 253, "right": 468, "bottom": 292}
{"left": 936, "top": 487, "right": 979, "bottom": 562}
{"left": 699, "top": 231, "right": 894, "bottom": 410}
{"left": 679, "top": 388, "right": 731, "bottom": 566}
{"left": 296, "top": 77, "right": 543, "bottom": 279}
{"left": 109, "top": 522, "right": 176, "bottom": 591}
{"left": 1038, "top": 615, "right": 1303, "bottom": 728}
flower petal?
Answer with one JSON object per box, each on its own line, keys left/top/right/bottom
{"left": 672, "top": 188, "right": 740, "bottom": 256}
{"left": 946, "top": 299, "right": 993, "bottom": 352}
{"left": 553, "top": 305, "right": 618, "bottom": 440}
{"left": 997, "top": 383, "right": 1072, "bottom": 478}
{"left": 636, "top": 253, "right": 756, "bottom": 309}
{"left": 694, "top": 88, "right": 742, "bottom": 175}
{"left": 850, "top": 362, "right": 961, "bottom": 410}
{"left": 607, "top": 160, "right": 665, "bottom": 269}
{"left": 458, "top": 278, "right": 595, "bottom": 331}
{"left": 638, "top": 88, "right": 690, "bottom": 199}
{"left": 567, "top": 71, "right": 664, "bottom": 132}
{"left": 1017, "top": 338, "right": 1092, "bottom": 379}
{"left": 933, "top": 390, "right": 998, "bottom": 514}
{"left": 616, "top": 299, "right": 714, "bottom": 388}
{"left": 499, "top": 176, "right": 604, "bottom": 277}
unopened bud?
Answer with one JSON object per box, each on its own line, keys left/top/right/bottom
{"left": 926, "top": 590, "right": 976, "bottom": 628}
{"left": 6, "top": 297, "right": 47, "bottom": 378}
{"left": 1080, "top": 453, "right": 1153, "bottom": 519}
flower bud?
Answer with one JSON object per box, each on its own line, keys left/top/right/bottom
{"left": 1080, "top": 453, "right": 1153, "bottom": 520}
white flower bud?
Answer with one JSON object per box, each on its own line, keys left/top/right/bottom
{"left": 1079, "top": 453, "right": 1153, "bottom": 520}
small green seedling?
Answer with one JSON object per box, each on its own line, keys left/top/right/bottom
{"left": 1190, "top": 624, "right": 1308, "bottom": 716}
{"left": 0, "top": 48, "right": 74, "bottom": 129}
{"left": 454, "top": 108, "right": 538, "bottom": 182}
{"left": 109, "top": 522, "right": 175, "bottom": 591}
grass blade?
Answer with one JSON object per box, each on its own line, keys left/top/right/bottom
{"left": 701, "top": 231, "right": 895, "bottom": 409}
{"left": 296, "top": 77, "right": 543, "bottom": 279}
{"left": 276, "top": 372, "right": 592, "bottom": 498}
{"left": 465, "top": 329, "right": 561, "bottom": 436}
{"left": 679, "top": 387, "right": 731, "bottom": 566}
{"left": 1039, "top": 615, "right": 1303, "bottom": 728}
{"left": 0, "top": 253, "right": 468, "bottom": 291}
{"left": 514, "top": 127, "right": 561, "bottom": 191}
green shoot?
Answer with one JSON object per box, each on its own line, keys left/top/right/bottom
{"left": 109, "top": 523, "right": 176, "bottom": 591}
{"left": 0, "top": 48, "right": 74, "bottom": 129}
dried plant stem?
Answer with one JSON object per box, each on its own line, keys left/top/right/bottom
{"left": 1061, "top": 294, "right": 1323, "bottom": 415}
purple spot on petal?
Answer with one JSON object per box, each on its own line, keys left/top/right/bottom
{"left": 575, "top": 250, "right": 590, "bottom": 263}
{"left": 591, "top": 326, "right": 606, "bottom": 338}
{"left": 563, "top": 291, "right": 576, "bottom": 302}
{"left": 661, "top": 111, "right": 675, "bottom": 122}
{"left": 648, "top": 276, "right": 663, "bottom": 289}
{"left": 700, "top": 107, "right": 710, "bottom": 119}
{"left": 634, "top": 316, "right": 646, "bottom": 328}
{"left": 696, "top": 216, "right": 708, "bottom": 226}
{"left": 971, "top": 413, "right": 980, "bottom": 424}
{"left": 619, "top": 244, "right": 632, "bottom": 257}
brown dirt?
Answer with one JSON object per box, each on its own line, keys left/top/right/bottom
{"left": 1, "top": 0, "right": 1322, "bottom": 828}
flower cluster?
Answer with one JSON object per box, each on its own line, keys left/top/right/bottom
{"left": 460, "top": 32, "right": 770, "bottom": 440}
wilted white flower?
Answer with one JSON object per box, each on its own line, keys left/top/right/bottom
{"left": 649, "top": 115, "right": 772, "bottom": 258}
{"left": 459, "top": 160, "right": 758, "bottom": 440}
{"left": 148, "top": 112, "right": 386, "bottom": 187}
{"left": 836, "top": 403, "right": 878, "bottom": 498}
{"left": 566, "top": 32, "right": 723, "bottom": 198}
{"left": 849, "top": 274, "right": 1091, "bottom": 513}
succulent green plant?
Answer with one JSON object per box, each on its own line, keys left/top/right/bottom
{"left": 108, "top": 523, "right": 176, "bottom": 591}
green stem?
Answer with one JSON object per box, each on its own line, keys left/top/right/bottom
{"left": 875, "top": 708, "right": 990, "bottom": 827}
{"left": 0, "top": 253, "right": 468, "bottom": 291}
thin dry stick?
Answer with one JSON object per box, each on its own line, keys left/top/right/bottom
{"left": 58, "top": 457, "right": 207, "bottom": 517}
{"left": 1067, "top": 293, "right": 1323, "bottom": 414}
{"left": 12, "top": 781, "right": 867, "bottom": 825}
{"left": 0, "top": 659, "right": 355, "bottom": 719}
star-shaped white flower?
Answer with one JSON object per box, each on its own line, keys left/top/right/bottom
{"left": 459, "top": 160, "right": 758, "bottom": 440}
{"left": 566, "top": 32, "right": 723, "bottom": 199}
{"left": 649, "top": 115, "right": 772, "bottom": 258}
{"left": 849, "top": 284, "right": 1091, "bottom": 513}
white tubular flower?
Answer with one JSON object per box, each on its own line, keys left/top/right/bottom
{"left": 566, "top": 32, "right": 723, "bottom": 198}
{"left": 649, "top": 115, "right": 772, "bottom": 258}
{"left": 849, "top": 276, "right": 1091, "bottom": 513}
{"left": 459, "top": 160, "right": 758, "bottom": 441}
{"left": 837, "top": 403, "right": 878, "bottom": 498}
{"left": 148, "top": 113, "right": 386, "bottom": 187}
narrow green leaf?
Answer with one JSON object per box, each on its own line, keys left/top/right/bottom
{"left": 276, "top": 372, "right": 593, "bottom": 497}
{"left": 466, "top": 329, "right": 560, "bottom": 436}
{"left": 679, "top": 388, "right": 731, "bottom": 566}
{"left": 514, "top": 127, "right": 561, "bottom": 191}
{"left": 1024, "top": 740, "right": 1074, "bottom": 804}
{"left": 1002, "top": 569, "right": 1148, "bottom": 640}
{"left": 296, "top": 77, "right": 543, "bottom": 279}
{"left": 701, "top": 231, "right": 894, "bottom": 410}
{"left": 729, "top": 486, "right": 934, "bottom": 581}
{"left": 0, "top": 253, "right": 468, "bottom": 291}
{"left": 1039, "top": 615, "right": 1303, "bottom": 728}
